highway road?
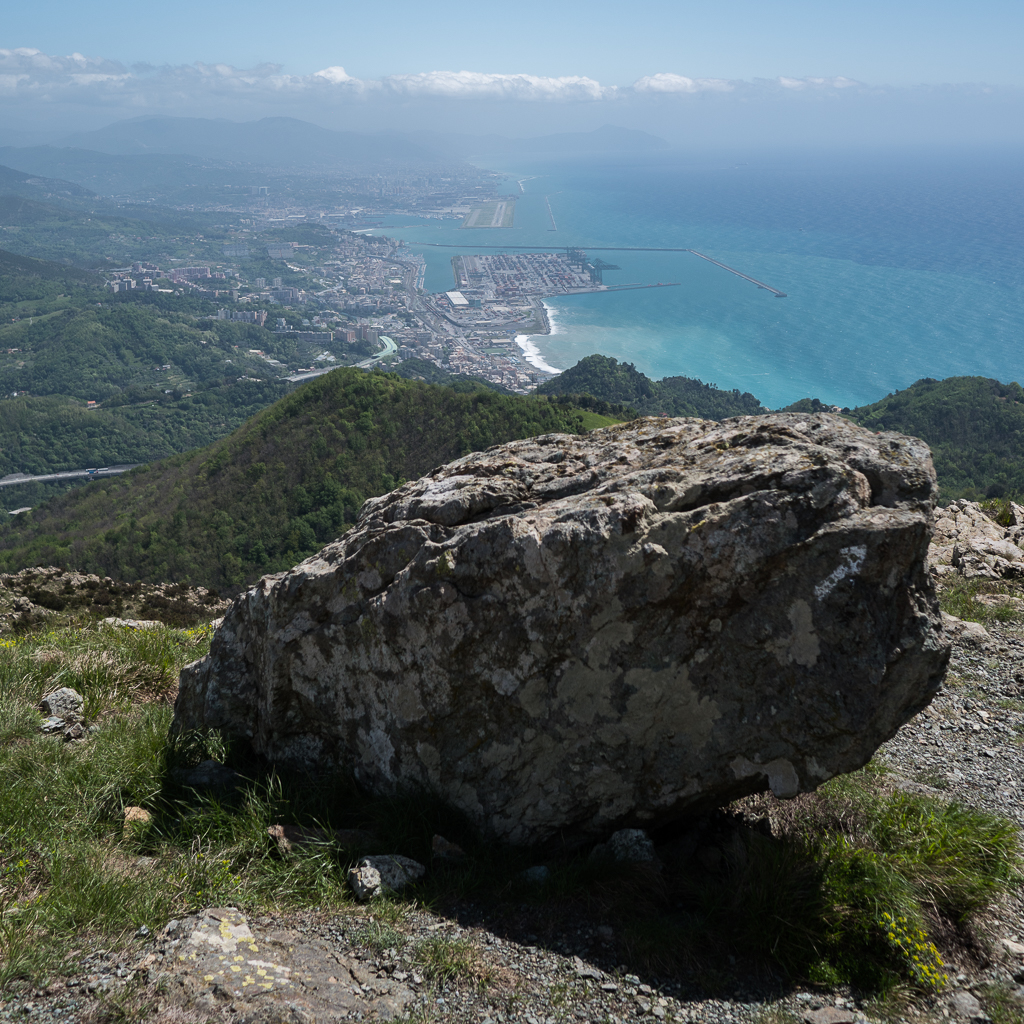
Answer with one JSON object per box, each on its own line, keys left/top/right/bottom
{"left": 0, "top": 464, "right": 141, "bottom": 488}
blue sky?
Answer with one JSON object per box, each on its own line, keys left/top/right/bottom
{"left": 4, "top": 0, "right": 1024, "bottom": 86}
{"left": 1, "top": 0, "right": 1023, "bottom": 144}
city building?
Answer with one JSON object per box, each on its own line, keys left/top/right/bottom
{"left": 216, "top": 309, "right": 268, "bottom": 326}
{"left": 171, "top": 267, "right": 211, "bottom": 282}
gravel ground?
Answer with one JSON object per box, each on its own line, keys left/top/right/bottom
{"left": 3, "top": 621, "right": 1024, "bottom": 1024}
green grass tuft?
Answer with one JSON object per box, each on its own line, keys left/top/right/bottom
{"left": 413, "top": 933, "right": 487, "bottom": 988}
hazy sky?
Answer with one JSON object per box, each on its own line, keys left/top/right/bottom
{"left": 2, "top": 0, "right": 1023, "bottom": 145}
{"left": 5, "top": 0, "right": 1024, "bottom": 85}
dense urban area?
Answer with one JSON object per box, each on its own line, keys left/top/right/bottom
{"left": 85, "top": 172, "right": 646, "bottom": 393}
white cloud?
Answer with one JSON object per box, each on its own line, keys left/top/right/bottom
{"left": 376, "top": 70, "right": 610, "bottom": 101}
{"left": 0, "top": 49, "right": 616, "bottom": 104}
{"left": 1, "top": 48, "right": 872, "bottom": 108}
{"left": 632, "top": 73, "right": 733, "bottom": 94}
{"left": 777, "top": 76, "right": 861, "bottom": 90}
{"left": 313, "top": 65, "right": 357, "bottom": 86}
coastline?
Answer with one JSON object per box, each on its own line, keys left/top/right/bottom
{"left": 515, "top": 299, "right": 563, "bottom": 375}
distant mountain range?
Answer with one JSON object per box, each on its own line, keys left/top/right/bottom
{"left": 59, "top": 116, "right": 436, "bottom": 165}
{"left": 0, "top": 117, "right": 670, "bottom": 191}
{"left": 0, "top": 162, "right": 97, "bottom": 208}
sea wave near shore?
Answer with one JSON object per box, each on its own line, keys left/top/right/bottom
{"left": 515, "top": 336, "right": 562, "bottom": 375}
{"left": 515, "top": 301, "right": 563, "bottom": 375}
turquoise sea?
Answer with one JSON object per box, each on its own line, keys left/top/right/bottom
{"left": 374, "top": 149, "right": 1024, "bottom": 409}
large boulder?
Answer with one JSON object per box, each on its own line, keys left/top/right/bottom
{"left": 174, "top": 414, "right": 949, "bottom": 845}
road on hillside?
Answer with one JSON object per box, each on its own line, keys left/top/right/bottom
{"left": 0, "top": 464, "right": 141, "bottom": 488}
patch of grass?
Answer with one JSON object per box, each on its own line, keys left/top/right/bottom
{"left": 978, "top": 982, "right": 1024, "bottom": 1024}
{"left": 939, "top": 576, "right": 1024, "bottom": 624}
{"left": 861, "top": 985, "right": 916, "bottom": 1024}
{"left": 413, "top": 932, "right": 488, "bottom": 989}
{"left": 0, "top": 626, "right": 213, "bottom": 988}
{"left": 353, "top": 903, "right": 409, "bottom": 955}
{"left": 754, "top": 1007, "right": 802, "bottom": 1024}
{"left": 601, "top": 773, "right": 1021, "bottom": 993}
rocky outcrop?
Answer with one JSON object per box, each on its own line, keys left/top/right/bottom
{"left": 174, "top": 414, "right": 949, "bottom": 845}
{"left": 929, "top": 499, "right": 1024, "bottom": 579}
{"left": 0, "top": 567, "right": 228, "bottom": 633}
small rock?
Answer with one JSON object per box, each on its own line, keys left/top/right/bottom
{"left": 805, "top": 1008, "right": 857, "bottom": 1024}
{"left": 1002, "top": 938, "right": 1024, "bottom": 956}
{"left": 942, "top": 614, "right": 990, "bottom": 642}
{"left": 606, "top": 828, "right": 658, "bottom": 863}
{"left": 349, "top": 862, "right": 381, "bottom": 905}
{"left": 521, "top": 865, "right": 550, "bottom": 884}
{"left": 123, "top": 807, "right": 152, "bottom": 834}
{"left": 431, "top": 834, "right": 466, "bottom": 861}
{"left": 135, "top": 925, "right": 150, "bottom": 938}
{"left": 41, "top": 687, "right": 84, "bottom": 722}
{"left": 102, "top": 617, "right": 162, "bottom": 629}
{"left": 572, "top": 956, "right": 603, "bottom": 981}
{"left": 63, "top": 722, "right": 85, "bottom": 742}
{"left": 949, "top": 990, "right": 983, "bottom": 1019}
{"left": 39, "top": 716, "right": 65, "bottom": 734}
{"left": 347, "top": 855, "right": 425, "bottom": 901}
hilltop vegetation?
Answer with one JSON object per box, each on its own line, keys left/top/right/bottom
{"left": 0, "top": 302, "right": 285, "bottom": 402}
{"left": 844, "top": 377, "right": 1024, "bottom": 501}
{"left": 0, "top": 369, "right": 617, "bottom": 590}
{"left": 536, "top": 353, "right": 766, "bottom": 419}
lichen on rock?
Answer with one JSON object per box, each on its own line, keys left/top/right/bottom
{"left": 174, "top": 414, "right": 950, "bottom": 845}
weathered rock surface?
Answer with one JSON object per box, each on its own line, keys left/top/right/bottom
{"left": 929, "top": 499, "right": 1024, "bottom": 579}
{"left": 175, "top": 414, "right": 949, "bottom": 845}
{"left": 145, "top": 907, "right": 418, "bottom": 1019}
{"left": 41, "top": 686, "right": 85, "bottom": 722}
{"left": 347, "top": 855, "right": 426, "bottom": 901}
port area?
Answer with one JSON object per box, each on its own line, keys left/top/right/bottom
{"left": 453, "top": 252, "right": 600, "bottom": 295}
{"left": 380, "top": 250, "right": 677, "bottom": 391}
{"left": 461, "top": 198, "right": 516, "bottom": 229}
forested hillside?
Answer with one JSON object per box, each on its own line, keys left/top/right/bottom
{"left": 0, "top": 193, "right": 227, "bottom": 267}
{"left": 0, "top": 369, "right": 617, "bottom": 590}
{"left": 0, "top": 303, "right": 284, "bottom": 401}
{"left": 0, "top": 384, "right": 287, "bottom": 479}
{"left": 536, "top": 354, "right": 766, "bottom": 419}
{"left": 845, "top": 376, "right": 1024, "bottom": 501}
